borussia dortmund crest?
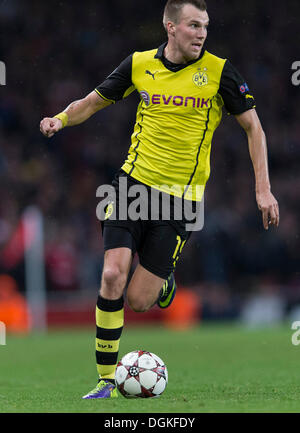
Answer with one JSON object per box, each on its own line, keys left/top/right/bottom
{"left": 193, "top": 68, "right": 209, "bottom": 87}
{"left": 105, "top": 201, "right": 114, "bottom": 220}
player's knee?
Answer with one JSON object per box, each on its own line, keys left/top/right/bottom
{"left": 101, "top": 266, "right": 127, "bottom": 298}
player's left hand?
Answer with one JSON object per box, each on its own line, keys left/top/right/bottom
{"left": 256, "top": 190, "right": 279, "bottom": 230}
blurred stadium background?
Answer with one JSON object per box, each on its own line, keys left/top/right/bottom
{"left": 0, "top": 0, "right": 299, "bottom": 333}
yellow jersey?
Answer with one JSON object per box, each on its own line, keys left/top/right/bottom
{"left": 95, "top": 43, "right": 255, "bottom": 201}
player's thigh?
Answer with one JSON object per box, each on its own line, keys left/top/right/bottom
{"left": 102, "top": 247, "right": 133, "bottom": 279}
{"left": 100, "top": 226, "right": 135, "bottom": 298}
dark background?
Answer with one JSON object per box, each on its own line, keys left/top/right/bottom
{"left": 0, "top": 0, "right": 299, "bottom": 322}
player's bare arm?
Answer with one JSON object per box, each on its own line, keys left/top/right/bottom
{"left": 235, "top": 108, "right": 280, "bottom": 230}
{"left": 40, "top": 91, "right": 111, "bottom": 138}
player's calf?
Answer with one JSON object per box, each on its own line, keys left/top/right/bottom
{"left": 126, "top": 264, "right": 165, "bottom": 312}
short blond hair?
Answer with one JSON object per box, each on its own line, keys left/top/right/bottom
{"left": 163, "top": 0, "right": 207, "bottom": 29}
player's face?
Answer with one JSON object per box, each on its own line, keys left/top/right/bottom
{"left": 172, "top": 5, "right": 209, "bottom": 62}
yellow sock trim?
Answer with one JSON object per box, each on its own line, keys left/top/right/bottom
{"left": 97, "top": 364, "right": 117, "bottom": 380}
{"left": 96, "top": 306, "right": 124, "bottom": 329}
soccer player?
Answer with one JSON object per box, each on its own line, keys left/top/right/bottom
{"left": 40, "top": 0, "right": 280, "bottom": 399}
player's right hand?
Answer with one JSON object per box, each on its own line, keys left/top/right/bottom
{"left": 40, "top": 117, "right": 62, "bottom": 138}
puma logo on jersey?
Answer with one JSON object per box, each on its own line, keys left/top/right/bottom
{"left": 145, "top": 70, "right": 158, "bottom": 80}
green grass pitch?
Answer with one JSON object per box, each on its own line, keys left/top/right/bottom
{"left": 0, "top": 323, "right": 300, "bottom": 413}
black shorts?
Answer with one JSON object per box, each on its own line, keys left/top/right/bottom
{"left": 100, "top": 170, "right": 197, "bottom": 279}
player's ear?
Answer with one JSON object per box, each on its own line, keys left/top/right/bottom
{"left": 166, "top": 21, "right": 176, "bottom": 37}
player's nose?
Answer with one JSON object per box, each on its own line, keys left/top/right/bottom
{"left": 197, "top": 27, "right": 206, "bottom": 39}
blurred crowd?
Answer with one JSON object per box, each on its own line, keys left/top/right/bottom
{"left": 0, "top": 0, "right": 299, "bottom": 322}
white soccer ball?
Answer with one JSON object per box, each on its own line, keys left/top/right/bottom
{"left": 115, "top": 350, "right": 168, "bottom": 398}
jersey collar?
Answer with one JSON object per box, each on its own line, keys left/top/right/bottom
{"left": 154, "top": 42, "right": 206, "bottom": 72}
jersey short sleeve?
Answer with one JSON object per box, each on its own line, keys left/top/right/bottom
{"left": 219, "top": 60, "right": 256, "bottom": 115}
{"left": 95, "top": 54, "right": 135, "bottom": 102}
